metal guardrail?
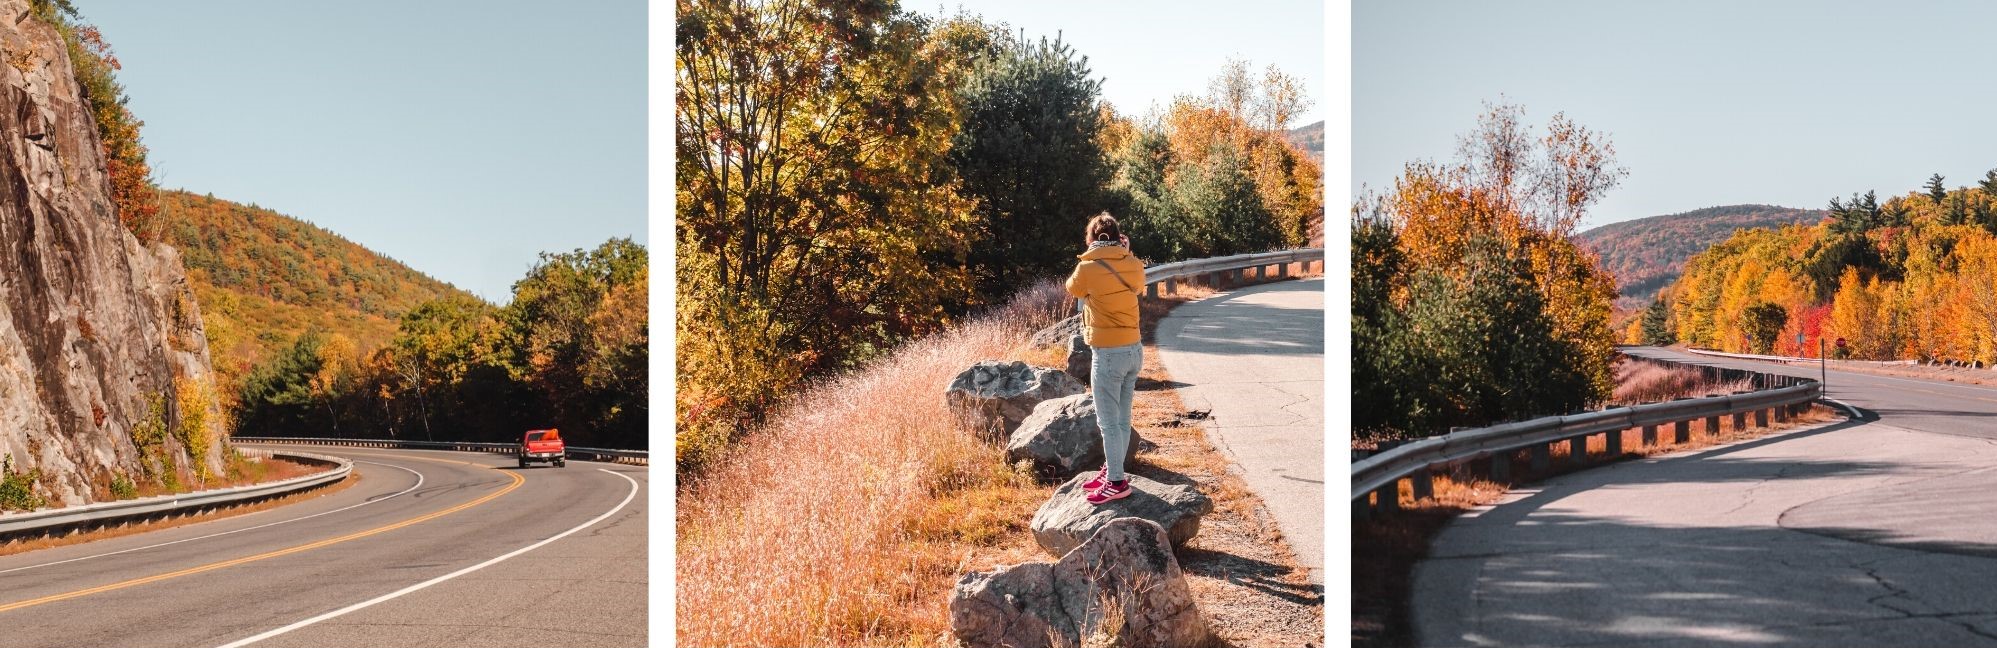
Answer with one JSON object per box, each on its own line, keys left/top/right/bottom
{"left": 1685, "top": 347, "right": 1918, "bottom": 366}
{"left": 232, "top": 437, "right": 649, "bottom": 466}
{"left": 1351, "top": 365, "right": 1825, "bottom": 518}
{"left": 0, "top": 450, "right": 350, "bottom": 538}
{"left": 1139, "top": 248, "right": 1323, "bottom": 298}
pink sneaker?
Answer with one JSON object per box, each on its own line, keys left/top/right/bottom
{"left": 1087, "top": 479, "right": 1132, "bottom": 505}
{"left": 1082, "top": 467, "right": 1109, "bottom": 492}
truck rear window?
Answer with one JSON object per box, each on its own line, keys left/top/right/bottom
{"left": 527, "top": 432, "right": 548, "bottom": 441}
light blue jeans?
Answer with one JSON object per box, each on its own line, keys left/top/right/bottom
{"left": 1091, "top": 342, "right": 1142, "bottom": 481}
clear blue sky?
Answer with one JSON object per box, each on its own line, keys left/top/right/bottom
{"left": 81, "top": 0, "right": 646, "bottom": 302}
{"left": 917, "top": 1, "right": 1326, "bottom": 128}
{"left": 1354, "top": 0, "right": 1997, "bottom": 230}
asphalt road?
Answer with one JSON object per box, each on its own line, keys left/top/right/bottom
{"left": 1413, "top": 346, "right": 1997, "bottom": 647}
{"left": 0, "top": 444, "right": 647, "bottom": 648}
{"left": 1155, "top": 277, "right": 1324, "bottom": 584}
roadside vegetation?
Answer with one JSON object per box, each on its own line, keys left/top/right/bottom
{"left": 678, "top": 266, "right": 1322, "bottom": 646}
{"left": 1353, "top": 102, "right": 1624, "bottom": 444}
{"left": 674, "top": 0, "right": 1323, "bottom": 474}
{"left": 1646, "top": 167, "right": 1997, "bottom": 364}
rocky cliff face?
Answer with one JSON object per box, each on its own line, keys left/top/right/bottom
{"left": 0, "top": 1, "right": 225, "bottom": 507}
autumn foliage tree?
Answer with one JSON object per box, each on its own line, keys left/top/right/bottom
{"left": 1669, "top": 166, "right": 1997, "bottom": 364}
{"left": 34, "top": 1, "right": 160, "bottom": 241}
{"left": 1354, "top": 102, "right": 1624, "bottom": 440}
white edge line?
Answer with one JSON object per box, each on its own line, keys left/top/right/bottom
{"left": 0, "top": 461, "right": 423, "bottom": 576}
{"left": 211, "top": 468, "right": 641, "bottom": 648}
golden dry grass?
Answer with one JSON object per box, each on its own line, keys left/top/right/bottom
{"left": 675, "top": 281, "right": 1071, "bottom": 647}
{"left": 676, "top": 266, "right": 1321, "bottom": 647}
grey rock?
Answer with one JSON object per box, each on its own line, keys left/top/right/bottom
{"left": 949, "top": 518, "right": 1211, "bottom": 648}
{"left": 1027, "top": 314, "right": 1081, "bottom": 349}
{"left": 945, "top": 360, "right": 1085, "bottom": 438}
{"left": 1065, "top": 333, "right": 1091, "bottom": 385}
{"left": 0, "top": 1, "right": 227, "bottom": 508}
{"left": 1031, "top": 473, "right": 1213, "bottom": 558}
{"left": 1006, "top": 394, "right": 1135, "bottom": 478}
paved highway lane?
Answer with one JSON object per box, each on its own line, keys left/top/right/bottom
{"left": 1156, "top": 277, "right": 1324, "bottom": 584}
{"left": 0, "top": 445, "right": 646, "bottom": 648}
{"left": 1413, "top": 347, "right": 1997, "bottom": 647}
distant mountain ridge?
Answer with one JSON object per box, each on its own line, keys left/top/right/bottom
{"left": 1578, "top": 204, "right": 1828, "bottom": 308}
{"left": 158, "top": 190, "right": 474, "bottom": 402}
{"left": 1285, "top": 120, "right": 1323, "bottom": 163}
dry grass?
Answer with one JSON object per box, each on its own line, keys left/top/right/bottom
{"left": 675, "top": 280, "right": 1072, "bottom": 647}
{"left": 0, "top": 468, "right": 356, "bottom": 558}
{"left": 1351, "top": 403, "right": 1841, "bottom": 647}
{"left": 676, "top": 265, "right": 1321, "bottom": 647}
{"left": 1606, "top": 356, "right": 1751, "bottom": 406}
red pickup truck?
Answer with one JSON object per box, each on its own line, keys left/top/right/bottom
{"left": 519, "top": 429, "right": 566, "bottom": 468}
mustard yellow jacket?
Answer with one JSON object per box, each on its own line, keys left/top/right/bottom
{"left": 1065, "top": 245, "right": 1146, "bottom": 348}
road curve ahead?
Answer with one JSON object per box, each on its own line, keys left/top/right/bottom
{"left": 1414, "top": 346, "right": 1997, "bottom": 647}
{"left": 0, "top": 444, "right": 646, "bottom": 648}
{"left": 1155, "top": 277, "right": 1323, "bottom": 583}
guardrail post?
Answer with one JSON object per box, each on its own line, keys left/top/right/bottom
{"left": 1530, "top": 443, "right": 1550, "bottom": 472}
{"left": 1146, "top": 282, "right": 1158, "bottom": 299}
{"left": 1756, "top": 407, "right": 1770, "bottom": 428}
{"left": 1277, "top": 262, "right": 1288, "bottom": 278}
{"left": 1410, "top": 469, "right": 1433, "bottom": 501}
{"left": 1674, "top": 418, "right": 1691, "bottom": 444}
{"left": 1732, "top": 408, "right": 1747, "bottom": 432}
{"left": 1375, "top": 482, "right": 1399, "bottom": 515}
{"left": 1605, "top": 428, "right": 1623, "bottom": 456}
{"left": 1774, "top": 404, "right": 1789, "bottom": 423}
{"left": 1490, "top": 452, "right": 1512, "bottom": 482}
{"left": 1166, "top": 279, "right": 1177, "bottom": 296}
{"left": 1640, "top": 424, "right": 1657, "bottom": 447}
{"left": 1568, "top": 436, "right": 1587, "bottom": 465}
{"left": 1353, "top": 498, "right": 1371, "bottom": 522}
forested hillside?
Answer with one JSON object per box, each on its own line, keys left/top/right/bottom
{"left": 158, "top": 190, "right": 471, "bottom": 407}
{"left": 1577, "top": 204, "right": 1825, "bottom": 307}
{"left": 1287, "top": 119, "right": 1324, "bottom": 163}
{"left": 1649, "top": 170, "right": 1997, "bottom": 362}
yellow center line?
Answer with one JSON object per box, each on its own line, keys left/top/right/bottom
{"left": 0, "top": 457, "right": 526, "bottom": 614}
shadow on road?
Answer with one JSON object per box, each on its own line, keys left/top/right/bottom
{"left": 1161, "top": 282, "right": 1322, "bottom": 357}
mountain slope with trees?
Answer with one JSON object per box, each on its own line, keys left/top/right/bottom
{"left": 1577, "top": 204, "right": 1826, "bottom": 307}
{"left": 158, "top": 190, "right": 472, "bottom": 407}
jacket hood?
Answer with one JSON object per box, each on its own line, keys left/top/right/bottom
{"left": 1078, "top": 245, "right": 1132, "bottom": 261}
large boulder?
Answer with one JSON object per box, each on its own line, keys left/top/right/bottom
{"left": 949, "top": 518, "right": 1211, "bottom": 648}
{"left": 1006, "top": 394, "right": 1136, "bottom": 478}
{"left": 1031, "top": 473, "right": 1213, "bottom": 558}
{"left": 945, "top": 361, "right": 1085, "bottom": 438}
{"left": 1064, "top": 334, "right": 1091, "bottom": 385}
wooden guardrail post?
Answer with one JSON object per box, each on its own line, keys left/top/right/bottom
{"left": 1375, "top": 482, "right": 1399, "bottom": 515}
{"left": 1774, "top": 404, "right": 1788, "bottom": 423}
{"left": 1490, "top": 452, "right": 1512, "bottom": 482}
{"left": 1530, "top": 443, "right": 1551, "bottom": 472}
{"left": 1606, "top": 428, "right": 1623, "bottom": 456}
{"left": 1410, "top": 469, "right": 1433, "bottom": 501}
{"left": 1569, "top": 436, "right": 1587, "bottom": 465}
{"left": 1674, "top": 418, "right": 1691, "bottom": 444}
{"left": 1640, "top": 424, "right": 1657, "bottom": 447}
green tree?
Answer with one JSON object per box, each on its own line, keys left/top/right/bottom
{"left": 950, "top": 28, "right": 1113, "bottom": 296}
{"left": 1166, "top": 145, "right": 1281, "bottom": 258}
{"left": 1742, "top": 302, "right": 1789, "bottom": 354}
{"left": 1641, "top": 298, "right": 1676, "bottom": 346}
{"left": 508, "top": 239, "right": 649, "bottom": 449}
{"left": 1926, "top": 173, "right": 1949, "bottom": 205}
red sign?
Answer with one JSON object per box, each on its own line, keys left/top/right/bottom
{"left": 1835, "top": 337, "right": 1848, "bottom": 348}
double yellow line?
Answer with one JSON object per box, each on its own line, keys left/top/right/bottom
{"left": 0, "top": 456, "right": 524, "bottom": 614}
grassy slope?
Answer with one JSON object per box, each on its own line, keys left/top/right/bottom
{"left": 159, "top": 189, "right": 473, "bottom": 401}
{"left": 1578, "top": 204, "right": 1826, "bottom": 308}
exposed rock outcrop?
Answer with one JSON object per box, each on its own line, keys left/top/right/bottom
{"left": 1031, "top": 473, "right": 1213, "bottom": 558}
{"left": 0, "top": 2, "right": 226, "bottom": 507}
{"left": 945, "top": 360, "right": 1084, "bottom": 438}
{"left": 949, "top": 518, "right": 1211, "bottom": 648}
{"left": 1005, "top": 394, "right": 1135, "bottom": 478}
{"left": 1064, "top": 333, "right": 1091, "bottom": 384}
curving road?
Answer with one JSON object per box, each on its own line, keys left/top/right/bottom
{"left": 0, "top": 444, "right": 647, "bottom": 648}
{"left": 1414, "top": 346, "right": 1997, "bottom": 647}
{"left": 1155, "top": 277, "right": 1324, "bottom": 584}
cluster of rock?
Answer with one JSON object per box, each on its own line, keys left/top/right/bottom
{"left": 942, "top": 359, "right": 1216, "bottom": 647}
{"left": 949, "top": 518, "right": 1210, "bottom": 648}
